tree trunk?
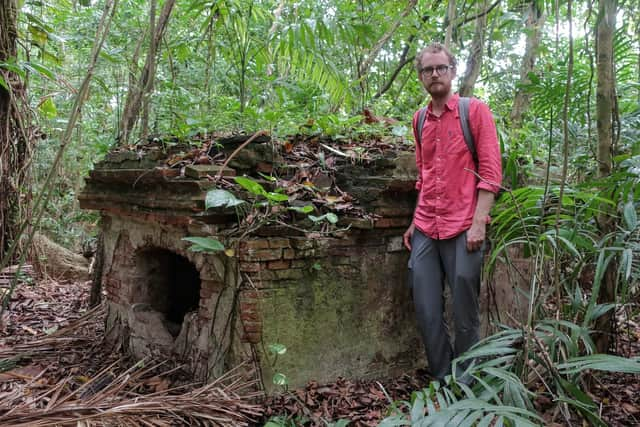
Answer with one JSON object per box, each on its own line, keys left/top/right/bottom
{"left": 594, "top": 0, "right": 617, "bottom": 354}
{"left": 458, "top": 0, "right": 488, "bottom": 97}
{"left": 89, "top": 231, "right": 105, "bottom": 307}
{"left": 0, "top": 0, "right": 32, "bottom": 261}
{"left": 119, "top": 0, "right": 175, "bottom": 144}
{"left": 510, "top": 0, "right": 545, "bottom": 126}
{"left": 444, "top": 0, "right": 456, "bottom": 49}
{"left": 140, "top": 0, "right": 157, "bottom": 142}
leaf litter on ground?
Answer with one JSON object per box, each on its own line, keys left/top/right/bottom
{"left": 0, "top": 276, "right": 263, "bottom": 426}
{"left": 1, "top": 267, "right": 640, "bottom": 426}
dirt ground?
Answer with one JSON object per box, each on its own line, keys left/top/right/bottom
{"left": 0, "top": 275, "right": 639, "bottom": 426}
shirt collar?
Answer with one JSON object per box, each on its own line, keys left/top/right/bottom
{"left": 445, "top": 93, "right": 460, "bottom": 112}
{"left": 427, "top": 93, "right": 460, "bottom": 115}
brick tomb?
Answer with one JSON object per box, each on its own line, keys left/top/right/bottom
{"left": 79, "top": 135, "right": 425, "bottom": 392}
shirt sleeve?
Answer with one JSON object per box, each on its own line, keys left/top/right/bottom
{"left": 412, "top": 110, "right": 423, "bottom": 191}
{"left": 470, "top": 100, "right": 502, "bottom": 194}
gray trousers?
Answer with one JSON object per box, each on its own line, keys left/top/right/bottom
{"left": 408, "top": 228, "right": 483, "bottom": 381}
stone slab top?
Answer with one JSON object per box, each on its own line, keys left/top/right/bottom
{"left": 78, "top": 132, "right": 419, "bottom": 231}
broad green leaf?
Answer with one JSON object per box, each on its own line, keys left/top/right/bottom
{"left": 272, "top": 372, "right": 288, "bottom": 386}
{"left": 28, "top": 25, "right": 48, "bottom": 46}
{"left": 100, "top": 50, "right": 120, "bottom": 63}
{"left": 527, "top": 72, "right": 540, "bottom": 85}
{"left": 23, "top": 61, "right": 56, "bottom": 80}
{"left": 268, "top": 343, "right": 287, "bottom": 355}
{"left": 587, "top": 303, "right": 616, "bottom": 322}
{"left": 182, "top": 236, "right": 225, "bottom": 253}
{"left": 623, "top": 201, "right": 638, "bottom": 231}
{"left": 0, "top": 62, "right": 26, "bottom": 78}
{"left": 410, "top": 391, "right": 425, "bottom": 421}
{"left": 38, "top": 97, "right": 57, "bottom": 119}
{"left": 0, "top": 75, "right": 7, "bottom": 91}
{"left": 557, "top": 354, "right": 640, "bottom": 374}
{"left": 325, "top": 213, "right": 338, "bottom": 224}
{"left": 309, "top": 213, "right": 339, "bottom": 224}
{"left": 558, "top": 378, "right": 605, "bottom": 426}
{"left": 265, "top": 192, "right": 289, "bottom": 203}
{"left": 289, "top": 205, "right": 314, "bottom": 214}
{"left": 41, "top": 50, "right": 63, "bottom": 65}
{"left": 205, "top": 189, "right": 245, "bottom": 209}
{"left": 621, "top": 248, "right": 633, "bottom": 281}
{"left": 234, "top": 176, "right": 266, "bottom": 196}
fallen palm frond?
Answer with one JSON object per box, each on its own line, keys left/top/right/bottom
{"left": 0, "top": 359, "right": 264, "bottom": 426}
{"left": 0, "top": 302, "right": 264, "bottom": 426}
{"left": 0, "top": 303, "right": 105, "bottom": 362}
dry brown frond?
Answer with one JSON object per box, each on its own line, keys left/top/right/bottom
{"left": 0, "top": 359, "right": 263, "bottom": 426}
{"left": 0, "top": 301, "right": 263, "bottom": 426}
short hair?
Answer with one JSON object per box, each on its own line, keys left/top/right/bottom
{"left": 415, "top": 42, "right": 457, "bottom": 72}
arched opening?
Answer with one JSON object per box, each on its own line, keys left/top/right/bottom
{"left": 133, "top": 248, "right": 201, "bottom": 337}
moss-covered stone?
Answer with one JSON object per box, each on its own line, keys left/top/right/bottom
{"left": 257, "top": 252, "right": 423, "bottom": 392}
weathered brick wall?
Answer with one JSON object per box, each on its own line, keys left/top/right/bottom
{"left": 99, "top": 214, "right": 246, "bottom": 380}
{"left": 96, "top": 208, "right": 423, "bottom": 391}
{"left": 230, "top": 225, "right": 422, "bottom": 391}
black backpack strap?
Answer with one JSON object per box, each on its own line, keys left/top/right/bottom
{"left": 415, "top": 107, "right": 428, "bottom": 147}
{"left": 458, "top": 97, "right": 478, "bottom": 168}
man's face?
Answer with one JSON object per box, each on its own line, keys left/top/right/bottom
{"left": 418, "top": 51, "right": 456, "bottom": 98}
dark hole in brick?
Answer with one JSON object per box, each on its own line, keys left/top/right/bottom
{"left": 134, "top": 248, "right": 201, "bottom": 338}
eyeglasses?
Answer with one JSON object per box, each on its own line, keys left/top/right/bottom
{"left": 419, "top": 64, "right": 453, "bottom": 77}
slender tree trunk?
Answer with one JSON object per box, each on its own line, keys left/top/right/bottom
{"left": 140, "top": 0, "right": 157, "bottom": 141}
{"left": 444, "top": 0, "right": 456, "bottom": 48}
{"left": 0, "top": 0, "right": 32, "bottom": 261}
{"left": 594, "top": 0, "right": 617, "bottom": 354}
{"left": 510, "top": 0, "right": 545, "bottom": 126}
{"left": 89, "top": 229, "right": 105, "bottom": 307}
{"left": 1, "top": 0, "right": 117, "bottom": 315}
{"left": 458, "top": 0, "right": 488, "bottom": 97}
{"left": 119, "top": 0, "right": 175, "bottom": 144}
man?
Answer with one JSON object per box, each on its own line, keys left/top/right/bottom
{"left": 403, "top": 42, "right": 502, "bottom": 383}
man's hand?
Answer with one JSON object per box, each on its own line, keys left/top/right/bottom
{"left": 466, "top": 220, "right": 486, "bottom": 252}
{"left": 403, "top": 223, "right": 415, "bottom": 251}
{"left": 468, "top": 190, "right": 495, "bottom": 252}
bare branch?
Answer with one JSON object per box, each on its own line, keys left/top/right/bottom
{"left": 358, "top": 0, "right": 417, "bottom": 78}
{"left": 455, "top": 0, "right": 501, "bottom": 29}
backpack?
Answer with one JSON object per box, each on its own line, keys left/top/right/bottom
{"left": 414, "top": 96, "right": 477, "bottom": 169}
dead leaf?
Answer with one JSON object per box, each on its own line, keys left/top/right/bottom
{"left": 622, "top": 402, "right": 640, "bottom": 414}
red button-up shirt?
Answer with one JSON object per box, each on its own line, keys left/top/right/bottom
{"left": 412, "top": 94, "right": 502, "bottom": 240}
